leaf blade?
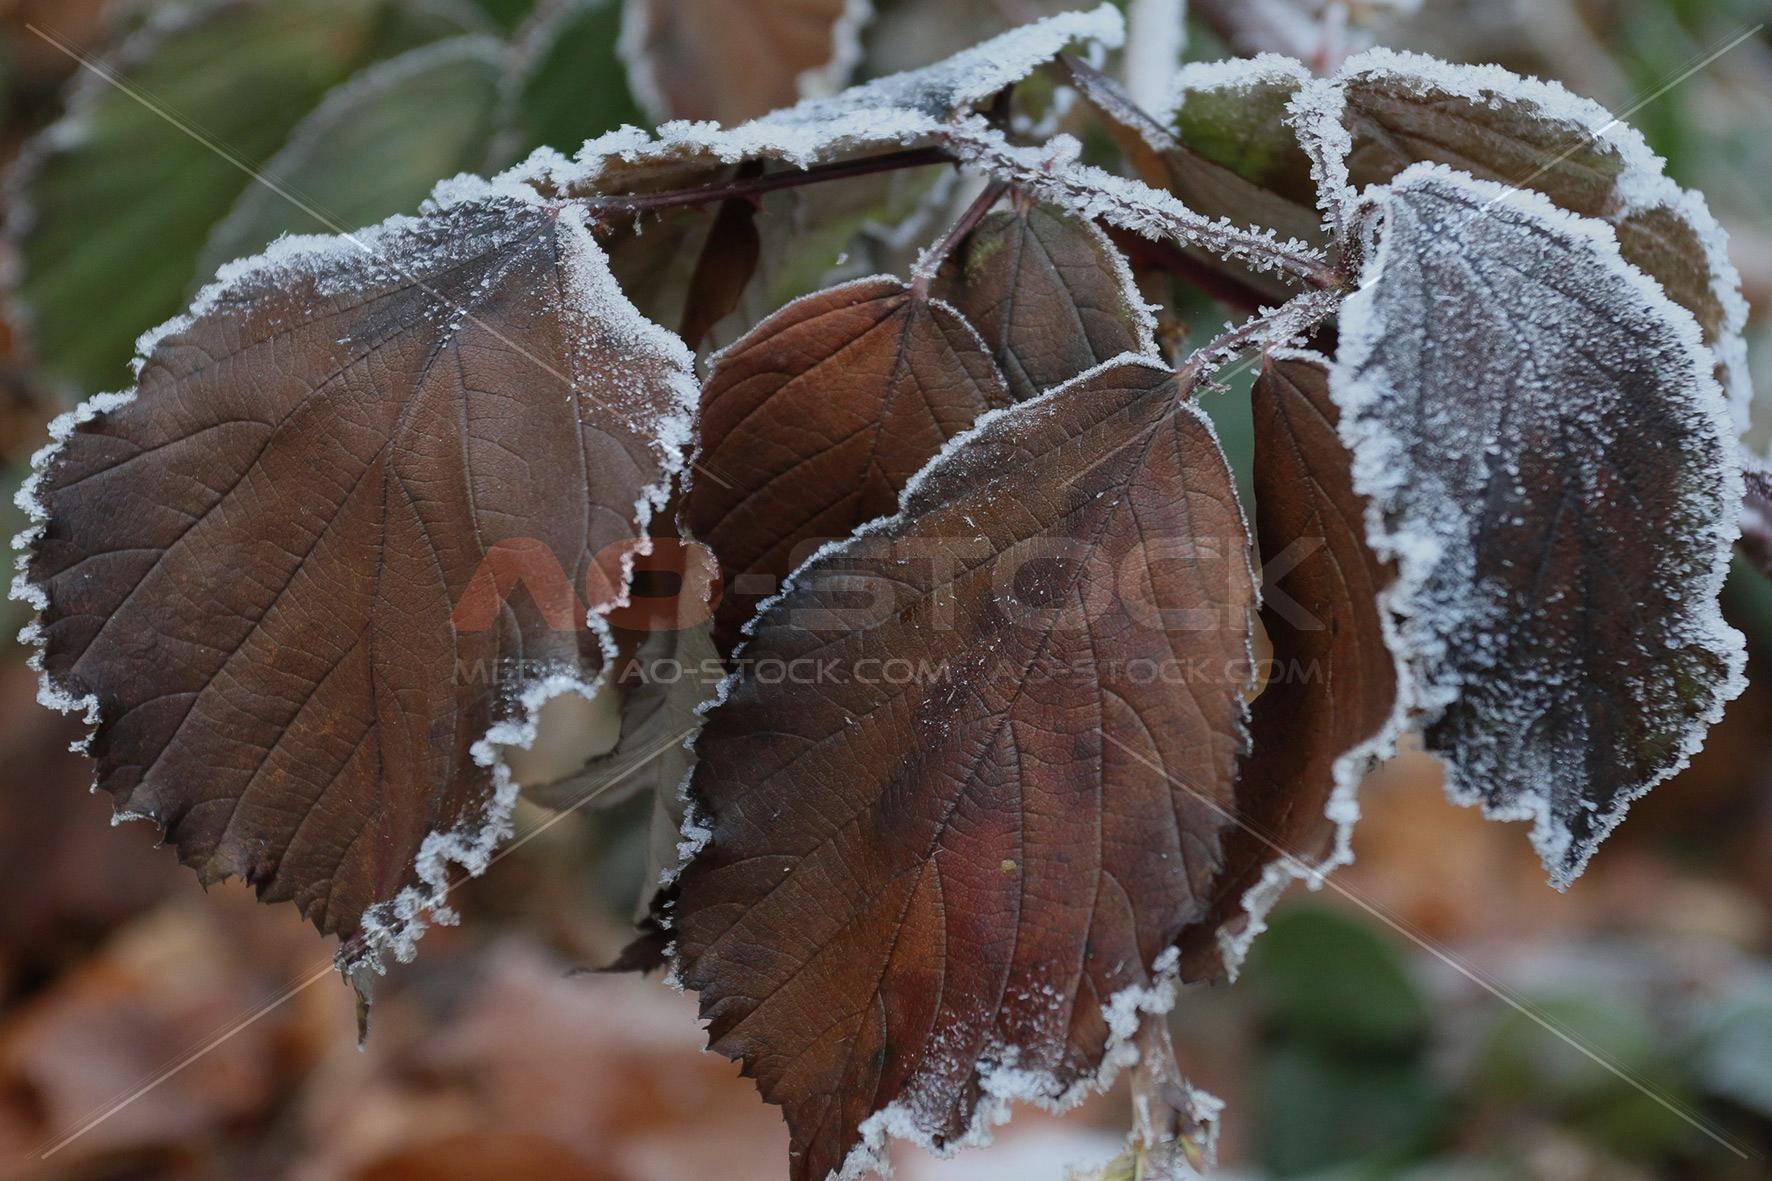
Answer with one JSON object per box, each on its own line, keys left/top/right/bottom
{"left": 1331, "top": 163, "right": 1744, "bottom": 882}
{"left": 674, "top": 358, "right": 1256, "bottom": 1180}
{"left": 16, "top": 186, "right": 698, "bottom": 972}
{"left": 686, "top": 276, "right": 1010, "bottom": 649}
{"left": 934, "top": 203, "right": 1156, "bottom": 403}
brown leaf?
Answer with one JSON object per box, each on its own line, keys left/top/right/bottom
{"left": 1179, "top": 350, "right": 1399, "bottom": 978}
{"left": 687, "top": 277, "right": 1010, "bottom": 650}
{"left": 673, "top": 358, "right": 1256, "bottom": 1181}
{"left": 622, "top": 0, "right": 862, "bottom": 123}
{"left": 680, "top": 196, "right": 764, "bottom": 352}
{"left": 16, "top": 189, "right": 697, "bottom": 973}
{"left": 934, "top": 202, "right": 1155, "bottom": 403}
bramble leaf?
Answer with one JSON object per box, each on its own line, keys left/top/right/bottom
{"left": 673, "top": 358, "right": 1256, "bottom": 1181}
{"left": 1167, "top": 55, "right": 1320, "bottom": 208}
{"left": 1330, "top": 164, "right": 1744, "bottom": 882}
{"left": 934, "top": 201, "right": 1157, "bottom": 403}
{"left": 1180, "top": 350, "right": 1400, "bottom": 978}
{"left": 686, "top": 277, "right": 1010, "bottom": 650}
{"left": 15, "top": 186, "right": 697, "bottom": 976}
{"left": 1059, "top": 55, "right": 1325, "bottom": 303}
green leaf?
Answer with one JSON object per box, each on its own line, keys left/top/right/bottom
{"left": 1170, "top": 58, "right": 1318, "bottom": 205}
{"left": 1256, "top": 1042, "right": 1446, "bottom": 1178}
{"left": 464, "top": 0, "right": 537, "bottom": 33}
{"left": 198, "top": 37, "right": 506, "bottom": 275}
{"left": 12, "top": 0, "right": 474, "bottom": 392}
{"left": 506, "top": 0, "right": 644, "bottom": 160}
{"left": 1476, "top": 995, "right": 1695, "bottom": 1159}
{"left": 1244, "top": 905, "right": 1431, "bottom": 1054}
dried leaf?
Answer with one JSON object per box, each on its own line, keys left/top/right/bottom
{"left": 934, "top": 202, "right": 1157, "bottom": 403}
{"left": 1331, "top": 164, "right": 1744, "bottom": 883}
{"left": 1180, "top": 350, "right": 1400, "bottom": 978}
{"left": 673, "top": 358, "right": 1256, "bottom": 1181}
{"left": 15, "top": 185, "right": 698, "bottom": 975}
{"left": 687, "top": 277, "right": 1010, "bottom": 649}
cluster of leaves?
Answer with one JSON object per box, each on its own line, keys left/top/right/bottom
{"left": 5, "top": 5, "right": 1756, "bottom": 1180}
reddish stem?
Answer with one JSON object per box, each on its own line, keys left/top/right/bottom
{"left": 579, "top": 146, "right": 957, "bottom": 220}
{"left": 910, "top": 179, "right": 1013, "bottom": 299}
{"left": 1105, "top": 225, "right": 1272, "bottom": 314}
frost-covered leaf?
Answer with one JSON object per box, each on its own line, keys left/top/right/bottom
{"left": 1331, "top": 164, "right": 1744, "bottom": 883}
{"left": 933, "top": 201, "right": 1157, "bottom": 403}
{"left": 13, "top": 184, "right": 698, "bottom": 976}
{"left": 521, "top": 5, "right": 1123, "bottom": 352}
{"left": 1739, "top": 452, "right": 1772, "bottom": 581}
{"left": 8, "top": 0, "right": 476, "bottom": 390}
{"left": 1291, "top": 49, "right": 1751, "bottom": 421}
{"left": 620, "top": 0, "right": 868, "bottom": 123}
{"left": 504, "top": 0, "right": 645, "bottom": 161}
{"left": 686, "top": 276, "right": 1010, "bottom": 650}
{"left": 1059, "top": 55, "right": 1325, "bottom": 302}
{"left": 672, "top": 358, "right": 1255, "bottom": 1181}
{"left": 198, "top": 37, "right": 506, "bottom": 276}
{"left": 1179, "top": 350, "right": 1400, "bottom": 979}
{"left": 946, "top": 126, "right": 1332, "bottom": 291}
{"left": 521, "top": 4, "right": 1125, "bottom": 197}
{"left": 1166, "top": 55, "right": 1319, "bottom": 208}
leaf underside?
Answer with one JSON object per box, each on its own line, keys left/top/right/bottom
{"left": 1335, "top": 165, "right": 1742, "bottom": 882}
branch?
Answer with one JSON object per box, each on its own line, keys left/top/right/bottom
{"left": 949, "top": 123, "right": 1339, "bottom": 289}
{"left": 580, "top": 146, "right": 957, "bottom": 220}
{"left": 1105, "top": 225, "right": 1272, "bottom": 314}
{"left": 1177, "top": 287, "right": 1343, "bottom": 385}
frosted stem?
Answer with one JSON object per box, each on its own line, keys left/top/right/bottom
{"left": 1177, "top": 286, "right": 1344, "bottom": 383}
{"left": 576, "top": 146, "right": 957, "bottom": 219}
{"left": 951, "top": 125, "right": 1339, "bottom": 287}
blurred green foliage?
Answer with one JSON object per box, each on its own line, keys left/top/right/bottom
{"left": 11, "top": 0, "right": 642, "bottom": 394}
